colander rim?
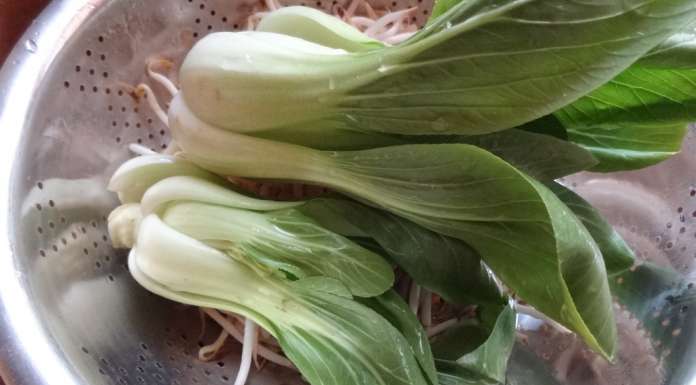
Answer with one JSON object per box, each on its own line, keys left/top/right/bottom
{"left": 0, "top": 1, "right": 101, "bottom": 384}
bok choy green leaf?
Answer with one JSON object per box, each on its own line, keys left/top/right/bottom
{"left": 637, "top": 27, "right": 696, "bottom": 70}
{"left": 170, "top": 95, "right": 616, "bottom": 358}
{"left": 433, "top": 305, "right": 517, "bottom": 384}
{"left": 299, "top": 198, "right": 502, "bottom": 306}
{"left": 554, "top": 66, "right": 693, "bottom": 172}
{"left": 129, "top": 215, "right": 433, "bottom": 385}
{"left": 428, "top": 1, "right": 694, "bottom": 172}
{"left": 519, "top": 40, "right": 696, "bottom": 172}
{"left": 359, "top": 290, "right": 439, "bottom": 383}
{"left": 179, "top": 0, "right": 696, "bottom": 136}
{"left": 432, "top": 130, "right": 597, "bottom": 182}
{"left": 549, "top": 183, "right": 635, "bottom": 276}
{"left": 256, "top": 128, "right": 597, "bottom": 182}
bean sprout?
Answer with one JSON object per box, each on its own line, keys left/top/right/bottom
{"left": 408, "top": 281, "right": 421, "bottom": 314}
{"left": 375, "top": 19, "right": 404, "bottom": 41}
{"left": 198, "top": 307, "right": 207, "bottom": 340}
{"left": 348, "top": 16, "right": 375, "bottom": 29}
{"left": 384, "top": 31, "right": 416, "bottom": 45}
{"left": 265, "top": 0, "right": 281, "bottom": 12}
{"left": 364, "top": 7, "right": 416, "bottom": 38}
{"left": 134, "top": 83, "right": 168, "bottom": 126}
{"left": 515, "top": 302, "right": 571, "bottom": 334}
{"left": 427, "top": 318, "right": 458, "bottom": 337}
{"left": 363, "top": 2, "right": 378, "bottom": 20}
{"left": 253, "top": 327, "right": 262, "bottom": 369}
{"left": 420, "top": 289, "right": 432, "bottom": 327}
{"left": 233, "top": 319, "right": 258, "bottom": 385}
{"left": 247, "top": 0, "right": 419, "bottom": 45}
{"left": 128, "top": 143, "right": 157, "bottom": 156}
{"left": 343, "top": 0, "right": 362, "bottom": 20}
{"left": 199, "top": 329, "right": 230, "bottom": 361}
{"left": 146, "top": 58, "right": 179, "bottom": 97}
{"left": 162, "top": 140, "right": 180, "bottom": 155}
{"left": 247, "top": 12, "right": 268, "bottom": 30}
{"left": 203, "top": 308, "right": 296, "bottom": 369}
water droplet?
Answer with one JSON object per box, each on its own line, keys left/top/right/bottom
{"left": 24, "top": 39, "right": 37, "bottom": 53}
{"left": 328, "top": 78, "right": 335, "bottom": 90}
{"left": 445, "top": 21, "right": 453, "bottom": 29}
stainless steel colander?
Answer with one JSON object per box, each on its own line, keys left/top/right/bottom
{"left": 0, "top": 1, "right": 694, "bottom": 384}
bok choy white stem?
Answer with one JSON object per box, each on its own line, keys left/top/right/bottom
{"left": 160, "top": 201, "right": 394, "bottom": 297}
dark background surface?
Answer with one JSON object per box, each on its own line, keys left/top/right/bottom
{"left": 0, "top": 0, "right": 50, "bottom": 63}
{"left": 0, "top": 0, "right": 51, "bottom": 384}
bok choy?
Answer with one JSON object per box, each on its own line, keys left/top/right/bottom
{"left": 179, "top": 0, "right": 696, "bottom": 136}
{"left": 127, "top": 214, "right": 435, "bottom": 385}
{"left": 168, "top": 94, "right": 616, "bottom": 358}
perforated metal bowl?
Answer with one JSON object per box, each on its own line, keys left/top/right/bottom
{"left": 0, "top": 1, "right": 694, "bottom": 385}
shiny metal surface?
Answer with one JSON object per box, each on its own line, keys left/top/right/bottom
{"left": 0, "top": 1, "right": 693, "bottom": 385}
